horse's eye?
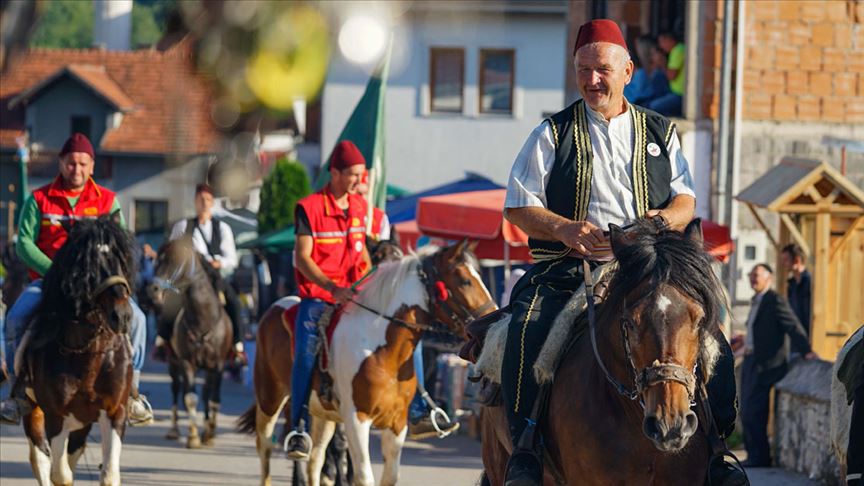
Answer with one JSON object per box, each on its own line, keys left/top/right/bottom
{"left": 623, "top": 318, "right": 636, "bottom": 329}
{"left": 460, "top": 278, "right": 472, "bottom": 287}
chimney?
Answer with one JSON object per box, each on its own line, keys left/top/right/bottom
{"left": 93, "top": 0, "right": 132, "bottom": 51}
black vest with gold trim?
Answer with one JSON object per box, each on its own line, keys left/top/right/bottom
{"left": 529, "top": 99, "right": 677, "bottom": 261}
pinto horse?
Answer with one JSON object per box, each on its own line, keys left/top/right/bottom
{"left": 239, "top": 240, "right": 496, "bottom": 486}
{"left": 482, "top": 219, "right": 727, "bottom": 485}
{"left": 148, "top": 236, "right": 233, "bottom": 448}
{"left": 18, "top": 214, "right": 136, "bottom": 486}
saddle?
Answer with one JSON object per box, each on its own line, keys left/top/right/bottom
{"left": 280, "top": 304, "right": 344, "bottom": 369}
{"left": 458, "top": 263, "right": 615, "bottom": 407}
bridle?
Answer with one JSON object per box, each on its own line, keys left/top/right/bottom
{"left": 59, "top": 274, "right": 132, "bottom": 355}
{"left": 584, "top": 259, "right": 697, "bottom": 408}
{"left": 152, "top": 248, "right": 199, "bottom": 294}
{"left": 349, "top": 249, "right": 496, "bottom": 337}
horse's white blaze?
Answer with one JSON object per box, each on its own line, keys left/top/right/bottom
{"left": 98, "top": 410, "right": 122, "bottom": 486}
{"left": 468, "top": 264, "right": 495, "bottom": 303}
{"left": 656, "top": 293, "right": 672, "bottom": 314}
{"left": 29, "top": 439, "right": 52, "bottom": 486}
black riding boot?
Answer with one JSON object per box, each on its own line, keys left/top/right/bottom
{"left": 705, "top": 335, "right": 748, "bottom": 486}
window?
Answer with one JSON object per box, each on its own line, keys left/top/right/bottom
{"left": 479, "top": 49, "right": 515, "bottom": 114}
{"left": 135, "top": 200, "right": 168, "bottom": 235}
{"left": 70, "top": 115, "right": 91, "bottom": 140}
{"left": 429, "top": 48, "right": 464, "bottom": 113}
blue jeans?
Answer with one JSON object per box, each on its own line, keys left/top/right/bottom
{"left": 409, "top": 340, "right": 430, "bottom": 421}
{"left": 7, "top": 279, "right": 146, "bottom": 372}
{"left": 291, "top": 299, "right": 326, "bottom": 430}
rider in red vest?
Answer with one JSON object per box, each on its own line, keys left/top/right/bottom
{"left": 285, "top": 140, "right": 370, "bottom": 459}
{"left": 0, "top": 133, "right": 152, "bottom": 426}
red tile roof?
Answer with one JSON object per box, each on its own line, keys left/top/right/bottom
{"left": 9, "top": 64, "right": 136, "bottom": 112}
{"left": 0, "top": 46, "right": 221, "bottom": 155}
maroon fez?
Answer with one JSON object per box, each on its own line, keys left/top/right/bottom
{"left": 195, "top": 183, "right": 214, "bottom": 196}
{"left": 330, "top": 140, "right": 366, "bottom": 171}
{"left": 573, "top": 19, "right": 628, "bottom": 55}
{"left": 59, "top": 132, "right": 95, "bottom": 160}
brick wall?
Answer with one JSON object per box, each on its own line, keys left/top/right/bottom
{"left": 741, "top": 0, "right": 863, "bottom": 123}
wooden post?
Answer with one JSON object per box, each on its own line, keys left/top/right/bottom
{"left": 811, "top": 212, "right": 831, "bottom": 358}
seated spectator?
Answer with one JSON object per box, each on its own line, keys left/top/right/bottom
{"left": 625, "top": 35, "right": 670, "bottom": 106}
{"left": 648, "top": 31, "right": 685, "bottom": 117}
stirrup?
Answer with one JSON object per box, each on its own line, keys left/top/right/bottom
{"left": 283, "top": 430, "right": 312, "bottom": 456}
{"left": 429, "top": 407, "right": 455, "bottom": 438}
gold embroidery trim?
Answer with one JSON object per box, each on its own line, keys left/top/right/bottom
{"left": 547, "top": 118, "right": 559, "bottom": 149}
{"left": 514, "top": 259, "right": 560, "bottom": 414}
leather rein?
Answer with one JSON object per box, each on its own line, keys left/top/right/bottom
{"left": 348, "top": 250, "right": 495, "bottom": 337}
{"left": 583, "top": 259, "right": 697, "bottom": 408}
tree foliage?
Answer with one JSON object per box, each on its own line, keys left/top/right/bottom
{"left": 258, "top": 159, "right": 311, "bottom": 234}
{"left": 31, "top": 0, "right": 175, "bottom": 49}
{"left": 31, "top": 0, "right": 94, "bottom": 48}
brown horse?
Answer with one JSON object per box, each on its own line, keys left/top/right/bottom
{"left": 148, "top": 236, "right": 233, "bottom": 449}
{"left": 239, "top": 240, "right": 496, "bottom": 486}
{"left": 19, "top": 214, "right": 136, "bottom": 486}
{"left": 482, "top": 219, "right": 726, "bottom": 485}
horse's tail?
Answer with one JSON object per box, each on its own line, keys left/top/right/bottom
{"left": 236, "top": 401, "right": 257, "bottom": 435}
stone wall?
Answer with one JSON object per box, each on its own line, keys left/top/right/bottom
{"left": 774, "top": 359, "right": 841, "bottom": 485}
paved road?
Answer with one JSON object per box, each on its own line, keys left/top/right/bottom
{"left": 0, "top": 361, "right": 818, "bottom": 485}
{"left": 0, "top": 362, "right": 483, "bottom": 485}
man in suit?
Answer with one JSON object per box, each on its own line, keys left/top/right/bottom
{"left": 779, "top": 244, "right": 811, "bottom": 338}
{"left": 741, "top": 263, "right": 817, "bottom": 467}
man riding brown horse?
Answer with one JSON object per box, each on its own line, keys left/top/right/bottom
{"left": 0, "top": 133, "right": 152, "bottom": 427}
{"left": 499, "top": 20, "right": 743, "bottom": 486}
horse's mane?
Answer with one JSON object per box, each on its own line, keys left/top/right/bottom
{"left": 34, "top": 215, "right": 136, "bottom": 336}
{"left": 355, "top": 246, "right": 439, "bottom": 314}
{"left": 609, "top": 219, "right": 726, "bottom": 332}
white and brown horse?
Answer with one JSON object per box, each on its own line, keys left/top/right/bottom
{"left": 239, "top": 241, "right": 496, "bottom": 486}
{"left": 19, "top": 214, "right": 136, "bottom": 486}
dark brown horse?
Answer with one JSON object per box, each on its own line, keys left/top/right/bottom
{"left": 19, "top": 214, "right": 136, "bottom": 486}
{"left": 482, "top": 219, "right": 726, "bottom": 485}
{"left": 239, "top": 241, "right": 496, "bottom": 486}
{"left": 149, "top": 236, "right": 232, "bottom": 448}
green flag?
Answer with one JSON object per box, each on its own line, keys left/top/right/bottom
{"left": 314, "top": 37, "right": 391, "bottom": 212}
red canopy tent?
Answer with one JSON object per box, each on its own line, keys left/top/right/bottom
{"left": 394, "top": 189, "right": 734, "bottom": 263}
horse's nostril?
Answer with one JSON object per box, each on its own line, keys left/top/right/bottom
{"left": 643, "top": 416, "right": 662, "bottom": 439}
{"left": 683, "top": 411, "right": 698, "bottom": 436}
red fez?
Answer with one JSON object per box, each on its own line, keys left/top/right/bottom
{"left": 573, "top": 19, "right": 627, "bottom": 55}
{"left": 330, "top": 140, "right": 366, "bottom": 171}
{"left": 59, "top": 132, "right": 95, "bottom": 160}
{"left": 195, "top": 183, "right": 213, "bottom": 196}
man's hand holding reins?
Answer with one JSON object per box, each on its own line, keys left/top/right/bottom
{"left": 553, "top": 220, "right": 608, "bottom": 257}
{"left": 504, "top": 207, "right": 610, "bottom": 259}
{"left": 327, "top": 283, "right": 355, "bottom": 305}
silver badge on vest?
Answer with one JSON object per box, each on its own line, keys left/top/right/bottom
{"left": 647, "top": 142, "right": 661, "bottom": 157}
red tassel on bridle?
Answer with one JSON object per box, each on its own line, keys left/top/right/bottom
{"left": 434, "top": 281, "right": 449, "bottom": 301}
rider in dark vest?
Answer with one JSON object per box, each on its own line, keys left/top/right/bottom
{"left": 154, "top": 183, "right": 247, "bottom": 366}
{"left": 499, "top": 20, "right": 744, "bottom": 486}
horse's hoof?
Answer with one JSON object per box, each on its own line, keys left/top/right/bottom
{"left": 186, "top": 436, "right": 202, "bottom": 449}
{"left": 202, "top": 436, "right": 215, "bottom": 447}
{"left": 165, "top": 429, "right": 180, "bottom": 440}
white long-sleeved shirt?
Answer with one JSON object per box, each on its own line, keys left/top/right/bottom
{"left": 504, "top": 103, "right": 695, "bottom": 229}
{"left": 170, "top": 217, "right": 238, "bottom": 274}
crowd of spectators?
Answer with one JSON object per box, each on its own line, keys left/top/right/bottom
{"left": 624, "top": 31, "right": 684, "bottom": 117}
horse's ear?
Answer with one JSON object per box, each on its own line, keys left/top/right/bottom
{"left": 609, "top": 223, "right": 632, "bottom": 256}
{"left": 683, "top": 218, "right": 703, "bottom": 245}
{"left": 110, "top": 209, "right": 123, "bottom": 226}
